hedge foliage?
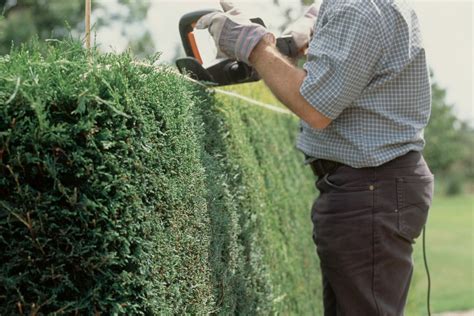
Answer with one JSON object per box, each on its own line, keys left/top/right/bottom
{"left": 0, "top": 41, "right": 322, "bottom": 314}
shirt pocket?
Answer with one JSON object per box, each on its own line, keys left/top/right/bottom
{"left": 395, "top": 174, "right": 434, "bottom": 243}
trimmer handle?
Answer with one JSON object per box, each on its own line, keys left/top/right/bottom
{"left": 179, "top": 10, "right": 216, "bottom": 63}
{"left": 277, "top": 36, "right": 299, "bottom": 59}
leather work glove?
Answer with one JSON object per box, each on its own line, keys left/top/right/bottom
{"left": 282, "top": 2, "right": 321, "bottom": 57}
{"left": 196, "top": 0, "right": 273, "bottom": 65}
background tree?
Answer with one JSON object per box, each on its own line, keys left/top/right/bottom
{"left": 423, "top": 79, "right": 473, "bottom": 194}
{"left": 0, "top": 0, "right": 154, "bottom": 55}
{"left": 423, "top": 81, "right": 465, "bottom": 173}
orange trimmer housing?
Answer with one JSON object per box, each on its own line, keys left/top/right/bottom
{"left": 186, "top": 22, "right": 203, "bottom": 64}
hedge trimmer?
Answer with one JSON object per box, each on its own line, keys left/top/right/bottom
{"left": 176, "top": 10, "right": 299, "bottom": 87}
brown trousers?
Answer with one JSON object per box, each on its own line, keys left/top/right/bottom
{"left": 311, "top": 151, "right": 434, "bottom": 316}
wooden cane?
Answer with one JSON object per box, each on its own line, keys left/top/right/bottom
{"left": 85, "top": 0, "right": 91, "bottom": 49}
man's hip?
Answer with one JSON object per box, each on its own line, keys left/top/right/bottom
{"left": 309, "top": 150, "right": 434, "bottom": 315}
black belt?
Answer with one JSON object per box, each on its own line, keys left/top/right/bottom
{"left": 307, "top": 157, "right": 344, "bottom": 178}
{"left": 307, "top": 151, "right": 421, "bottom": 178}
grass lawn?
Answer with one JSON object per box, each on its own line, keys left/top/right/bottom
{"left": 407, "top": 194, "right": 474, "bottom": 314}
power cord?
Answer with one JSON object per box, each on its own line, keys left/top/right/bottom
{"left": 422, "top": 225, "right": 431, "bottom": 316}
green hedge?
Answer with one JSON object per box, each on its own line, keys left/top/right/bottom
{"left": 0, "top": 41, "right": 322, "bottom": 314}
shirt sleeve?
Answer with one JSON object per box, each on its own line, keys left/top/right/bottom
{"left": 300, "top": 7, "right": 382, "bottom": 120}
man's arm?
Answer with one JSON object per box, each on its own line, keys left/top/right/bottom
{"left": 197, "top": 1, "right": 381, "bottom": 129}
{"left": 249, "top": 34, "right": 332, "bottom": 130}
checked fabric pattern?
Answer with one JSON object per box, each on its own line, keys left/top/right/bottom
{"left": 298, "top": 0, "right": 432, "bottom": 168}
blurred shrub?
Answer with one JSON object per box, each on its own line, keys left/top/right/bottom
{"left": 445, "top": 175, "right": 464, "bottom": 196}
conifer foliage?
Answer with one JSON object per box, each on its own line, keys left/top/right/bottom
{"left": 0, "top": 41, "right": 322, "bottom": 314}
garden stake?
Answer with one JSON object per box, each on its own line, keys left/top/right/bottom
{"left": 85, "top": 0, "right": 91, "bottom": 49}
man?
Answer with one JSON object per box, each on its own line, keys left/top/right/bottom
{"left": 197, "top": 0, "right": 435, "bottom": 315}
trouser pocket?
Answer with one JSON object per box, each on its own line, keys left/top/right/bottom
{"left": 396, "top": 174, "right": 434, "bottom": 243}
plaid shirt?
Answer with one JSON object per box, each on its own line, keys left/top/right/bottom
{"left": 297, "top": 0, "right": 432, "bottom": 168}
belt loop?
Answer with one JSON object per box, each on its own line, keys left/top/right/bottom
{"left": 316, "top": 160, "right": 326, "bottom": 176}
